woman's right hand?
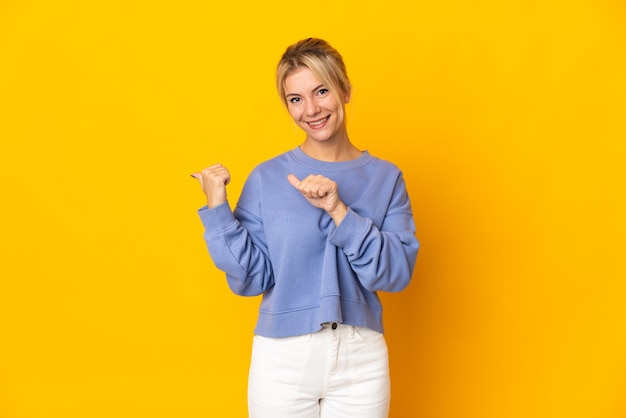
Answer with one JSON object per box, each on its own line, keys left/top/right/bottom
{"left": 191, "top": 164, "right": 231, "bottom": 208}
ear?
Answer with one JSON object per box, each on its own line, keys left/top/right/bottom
{"left": 344, "top": 88, "right": 351, "bottom": 104}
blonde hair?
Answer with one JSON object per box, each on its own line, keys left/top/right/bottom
{"left": 276, "top": 38, "right": 352, "bottom": 115}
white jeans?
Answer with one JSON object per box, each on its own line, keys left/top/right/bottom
{"left": 247, "top": 323, "right": 390, "bottom": 418}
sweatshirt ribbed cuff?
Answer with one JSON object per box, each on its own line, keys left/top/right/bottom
{"left": 197, "top": 201, "right": 236, "bottom": 235}
{"left": 328, "top": 207, "right": 370, "bottom": 251}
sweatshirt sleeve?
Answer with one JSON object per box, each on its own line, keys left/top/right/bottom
{"left": 198, "top": 197, "right": 274, "bottom": 296}
{"left": 328, "top": 173, "right": 419, "bottom": 292}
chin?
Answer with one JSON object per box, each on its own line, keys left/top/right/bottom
{"left": 309, "top": 134, "right": 334, "bottom": 143}
{"left": 309, "top": 128, "right": 336, "bottom": 141}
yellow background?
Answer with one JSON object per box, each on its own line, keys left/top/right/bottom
{"left": 1, "top": 0, "right": 625, "bottom": 417}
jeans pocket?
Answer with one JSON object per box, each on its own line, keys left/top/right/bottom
{"left": 352, "top": 326, "right": 383, "bottom": 342}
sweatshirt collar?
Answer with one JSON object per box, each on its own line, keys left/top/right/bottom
{"left": 290, "top": 147, "right": 372, "bottom": 171}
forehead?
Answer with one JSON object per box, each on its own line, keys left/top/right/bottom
{"left": 284, "top": 67, "right": 323, "bottom": 94}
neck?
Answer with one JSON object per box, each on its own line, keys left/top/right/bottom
{"left": 300, "top": 127, "right": 362, "bottom": 162}
{"left": 300, "top": 138, "right": 362, "bottom": 162}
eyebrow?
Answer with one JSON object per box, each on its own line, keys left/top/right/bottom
{"left": 285, "top": 84, "right": 326, "bottom": 98}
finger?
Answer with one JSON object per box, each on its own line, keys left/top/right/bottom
{"left": 201, "top": 166, "right": 230, "bottom": 184}
{"left": 316, "top": 184, "right": 330, "bottom": 198}
{"left": 216, "top": 168, "right": 231, "bottom": 185}
{"left": 287, "top": 174, "right": 300, "bottom": 188}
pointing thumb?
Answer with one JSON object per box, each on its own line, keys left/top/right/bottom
{"left": 287, "top": 174, "right": 300, "bottom": 187}
{"left": 191, "top": 173, "right": 203, "bottom": 185}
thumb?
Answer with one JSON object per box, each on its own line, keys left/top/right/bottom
{"left": 190, "top": 173, "right": 202, "bottom": 184}
{"left": 287, "top": 174, "right": 300, "bottom": 187}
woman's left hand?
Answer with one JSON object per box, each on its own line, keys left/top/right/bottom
{"left": 287, "top": 174, "right": 348, "bottom": 225}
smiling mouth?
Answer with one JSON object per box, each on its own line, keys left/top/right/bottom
{"left": 307, "top": 116, "right": 330, "bottom": 127}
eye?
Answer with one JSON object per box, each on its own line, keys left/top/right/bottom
{"left": 289, "top": 97, "right": 301, "bottom": 104}
{"left": 317, "top": 88, "right": 329, "bottom": 96}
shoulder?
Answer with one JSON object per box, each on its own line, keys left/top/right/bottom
{"left": 241, "top": 150, "right": 295, "bottom": 191}
{"left": 250, "top": 150, "right": 294, "bottom": 175}
{"left": 363, "top": 152, "right": 404, "bottom": 177}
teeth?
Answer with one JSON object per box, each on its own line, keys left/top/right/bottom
{"left": 309, "top": 117, "right": 327, "bottom": 126}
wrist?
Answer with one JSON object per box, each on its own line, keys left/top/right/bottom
{"left": 328, "top": 202, "right": 348, "bottom": 226}
{"left": 208, "top": 196, "right": 227, "bottom": 209}
{"left": 205, "top": 184, "right": 227, "bottom": 209}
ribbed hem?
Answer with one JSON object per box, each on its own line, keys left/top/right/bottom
{"left": 254, "top": 296, "right": 383, "bottom": 338}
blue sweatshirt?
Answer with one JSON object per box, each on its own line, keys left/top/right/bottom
{"left": 198, "top": 147, "right": 419, "bottom": 338}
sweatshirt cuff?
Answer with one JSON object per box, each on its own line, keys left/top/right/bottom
{"left": 197, "top": 201, "right": 237, "bottom": 235}
{"left": 328, "top": 207, "right": 370, "bottom": 250}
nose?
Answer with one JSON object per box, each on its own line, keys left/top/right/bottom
{"left": 305, "top": 99, "right": 321, "bottom": 117}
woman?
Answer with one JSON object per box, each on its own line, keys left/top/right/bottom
{"left": 193, "top": 38, "right": 419, "bottom": 418}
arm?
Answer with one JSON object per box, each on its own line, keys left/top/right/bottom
{"left": 199, "top": 202, "right": 274, "bottom": 296}
{"left": 194, "top": 166, "right": 274, "bottom": 296}
{"left": 328, "top": 174, "right": 419, "bottom": 292}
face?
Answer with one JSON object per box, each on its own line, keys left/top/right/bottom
{"left": 283, "top": 67, "right": 350, "bottom": 144}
